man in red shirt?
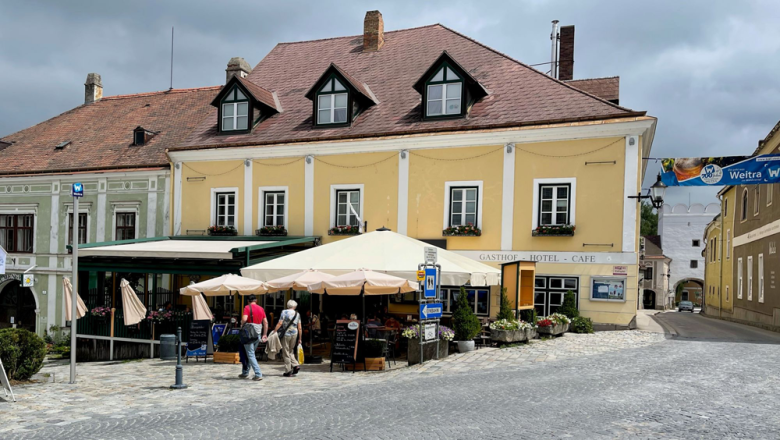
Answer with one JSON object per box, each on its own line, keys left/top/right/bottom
{"left": 239, "top": 295, "right": 268, "bottom": 381}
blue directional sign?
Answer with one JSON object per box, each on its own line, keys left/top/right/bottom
{"left": 424, "top": 267, "right": 437, "bottom": 298}
{"left": 71, "top": 183, "right": 84, "bottom": 198}
{"left": 419, "top": 302, "right": 443, "bottom": 319}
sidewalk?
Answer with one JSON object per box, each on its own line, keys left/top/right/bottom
{"left": 635, "top": 309, "right": 666, "bottom": 333}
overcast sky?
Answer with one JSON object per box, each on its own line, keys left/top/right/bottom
{"left": 2, "top": 0, "right": 779, "bottom": 205}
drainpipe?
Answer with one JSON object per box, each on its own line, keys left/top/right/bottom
{"left": 719, "top": 194, "right": 724, "bottom": 318}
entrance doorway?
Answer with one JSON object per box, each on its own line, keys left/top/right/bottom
{"left": 534, "top": 276, "right": 579, "bottom": 317}
{"left": 681, "top": 290, "right": 689, "bottom": 301}
{"left": 643, "top": 290, "right": 656, "bottom": 309}
{"left": 0, "top": 279, "right": 37, "bottom": 332}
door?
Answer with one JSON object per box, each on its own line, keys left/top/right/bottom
{"left": 681, "top": 290, "right": 689, "bottom": 301}
{"left": 0, "top": 280, "right": 37, "bottom": 332}
{"left": 643, "top": 290, "right": 656, "bottom": 309}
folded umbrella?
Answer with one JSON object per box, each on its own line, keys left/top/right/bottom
{"left": 62, "top": 277, "right": 88, "bottom": 321}
{"left": 120, "top": 279, "right": 147, "bottom": 326}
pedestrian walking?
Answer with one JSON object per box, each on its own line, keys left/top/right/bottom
{"left": 239, "top": 295, "right": 268, "bottom": 381}
{"left": 273, "top": 300, "right": 302, "bottom": 377}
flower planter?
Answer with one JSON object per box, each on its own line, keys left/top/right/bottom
{"left": 442, "top": 233, "right": 481, "bottom": 237}
{"left": 536, "top": 323, "right": 569, "bottom": 336}
{"left": 364, "top": 357, "right": 386, "bottom": 371}
{"left": 490, "top": 329, "right": 528, "bottom": 343}
{"left": 256, "top": 230, "right": 287, "bottom": 237}
{"left": 532, "top": 226, "right": 575, "bottom": 237}
{"left": 531, "top": 232, "right": 575, "bottom": 237}
{"left": 407, "top": 338, "right": 450, "bottom": 365}
{"left": 457, "top": 340, "right": 475, "bottom": 353}
{"left": 526, "top": 327, "right": 538, "bottom": 340}
{"left": 214, "top": 352, "right": 241, "bottom": 364}
{"left": 209, "top": 231, "right": 238, "bottom": 237}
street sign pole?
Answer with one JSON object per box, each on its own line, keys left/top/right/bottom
{"left": 418, "top": 247, "right": 442, "bottom": 365}
{"left": 69, "top": 183, "right": 83, "bottom": 384}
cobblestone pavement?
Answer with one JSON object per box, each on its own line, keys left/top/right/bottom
{"left": 5, "top": 330, "right": 780, "bottom": 439}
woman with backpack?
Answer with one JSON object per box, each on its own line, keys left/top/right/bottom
{"left": 273, "top": 300, "right": 302, "bottom": 377}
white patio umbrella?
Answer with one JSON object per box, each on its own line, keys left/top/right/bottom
{"left": 62, "top": 277, "right": 87, "bottom": 321}
{"left": 264, "top": 269, "right": 337, "bottom": 293}
{"left": 308, "top": 269, "right": 419, "bottom": 296}
{"left": 241, "top": 230, "right": 500, "bottom": 286}
{"left": 190, "top": 292, "right": 214, "bottom": 321}
{"left": 120, "top": 279, "right": 147, "bottom": 326}
{"left": 179, "top": 273, "right": 269, "bottom": 297}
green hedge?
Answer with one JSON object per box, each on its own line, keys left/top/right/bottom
{"left": 570, "top": 317, "right": 594, "bottom": 334}
{"left": 0, "top": 328, "right": 47, "bottom": 381}
{"left": 217, "top": 335, "right": 242, "bottom": 352}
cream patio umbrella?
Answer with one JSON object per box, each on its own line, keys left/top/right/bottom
{"left": 179, "top": 274, "right": 269, "bottom": 297}
{"left": 308, "top": 269, "right": 419, "bottom": 296}
{"left": 120, "top": 279, "right": 147, "bottom": 326}
{"left": 62, "top": 277, "right": 88, "bottom": 321}
{"left": 264, "top": 269, "right": 337, "bottom": 293}
{"left": 190, "top": 292, "right": 214, "bottom": 321}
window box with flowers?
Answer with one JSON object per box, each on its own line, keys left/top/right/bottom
{"left": 532, "top": 225, "right": 575, "bottom": 237}
{"left": 328, "top": 225, "right": 360, "bottom": 236}
{"left": 536, "top": 313, "right": 571, "bottom": 336}
{"left": 208, "top": 225, "right": 238, "bottom": 236}
{"left": 256, "top": 226, "right": 287, "bottom": 236}
{"left": 403, "top": 324, "right": 453, "bottom": 365}
{"left": 90, "top": 306, "right": 111, "bottom": 321}
{"left": 442, "top": 224, "right": 482, "bottom": 237}
{"left": 146, "top": 310, "right": 174, "bottom": 324}
{"left": 489, "top": 319, "right": 534, "bottom": 343}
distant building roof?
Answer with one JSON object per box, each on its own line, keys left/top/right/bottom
{"left": 565, "top": 77, "right": 619, "bottom": 103}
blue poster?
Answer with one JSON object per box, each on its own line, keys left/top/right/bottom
{"left": 211, "top": 324, "right": 227, "bottom": 347}
{"left": 660, "top": 155, "right": 780, "bottom": 186}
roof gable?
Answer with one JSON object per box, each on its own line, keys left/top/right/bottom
{"left": 304, "top": 63, "right": 378, "bottom": 105}
{"left": 412, "top": 51, "right": 488, "bottom": 101}
{"left": 211, "top": 76, "right": 281, "bottom": 113}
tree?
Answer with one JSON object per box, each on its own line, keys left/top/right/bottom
{"left": 452, "top": 287, "right": 482, "bottom": 341}
{"left": 559, "top": 291, "right": 579, "bottom": 319}
{"left": 640, "top": 202, "right": 658, "bottom": 236}
{"left": 497, "top": 288, "right": 515, "bottom": 321}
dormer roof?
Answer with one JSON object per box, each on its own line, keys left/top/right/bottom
{"left": 211, "top": 75, "right": 281, "bottom": 114}
{"left": 304, "top": 63, "right": 378, "bottom": 105}
{"left": 412, "top": 50, "right": 488, "bottom": 101}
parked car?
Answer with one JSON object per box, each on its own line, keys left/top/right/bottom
{"left": 678, "top": 301, "right": 695, "bottom": 313}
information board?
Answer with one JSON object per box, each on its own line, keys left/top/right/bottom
{"left": 211, "top": 323, "right": 227, "bottom": 347}
{"left": 330, "top": 320, "right": 360, "bottom": 370}
{"left": 186, "top": 320, "right": 213, "bottom": 359}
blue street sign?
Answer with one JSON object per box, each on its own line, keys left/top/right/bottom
{"left": 419, "top": 302, "right": 443, "bottom": 319}
{"left": 71, "top": 183, "right": 84, "bottom": 198}
{"left": 424, "top": 267, "right": 437, "bottom": 298}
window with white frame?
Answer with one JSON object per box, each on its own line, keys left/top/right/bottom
{"left": 335, "top": 189, "right": 360, "bottom": 227}
{"left": 539, "top": 184, "right": 571, "bottom": 226}
{"left": 426, "top": 65, "right": 462, "bottom": 117}
{"left": 754, "top": 187, "right": 760, "bottom": 216}
{"left": 768, "top": 184, "right": 774, "bottom": 206}
{"left": 317, "top": 77, "right": 348, "bottom": 124}
{"left": 263, "top": 191, "right": 285, "bottom": 227}
{"left": 67, "top": 212, "right": 88, "bottom": 252}
{"left": 115, "top": 212, "right": 136, "bottom": 240}
{"left": 747, "top": 256, "right": 753, "bottom": 301}
{"left": 737, "top": 257, "right": 743, "bottom": 299}
{"left": 758, "top": 253, "right": 764, "bottom": 303}
{"left": 448, "top": 187, "right": 478, "bottom": 227}
{"left": 221, "top": 86, "right": 249, "bottom": 131}
{"left": 438, "top": 287, "right": 490, "bottom": 316}
{"left": 214, "top": 191, "right": 236, "bottom": 227}
{"left": 0, "top": 214, "right": 34, "bottom": 253}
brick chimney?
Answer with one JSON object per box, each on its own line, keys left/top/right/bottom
{"left": 363, "top": 10, "right": 384, "bottom": 52}
{"left": 558, "top": 25, "right": 575, "bottom": 81}
{"left": 84, "top": 73, "right": 103, "bottom": 104}
{"left": 225, "top": 57, "right": 252, "bottom": 83}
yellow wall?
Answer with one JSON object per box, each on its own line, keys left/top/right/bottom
{"left": 180, "top": 160, "right": 245, "bottom": 232}
{"left": 253, "top": 158, "right": 306, "bottom": 234}
{"left": 705, "top": 187, "right": 735, "bottom": 313}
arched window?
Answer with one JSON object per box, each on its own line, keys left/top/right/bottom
{"left": 741, "top": 188, "right": 748, "bottom": 221}
{"left": 316, "top": 77, "right": 349, "bottom": 125}
{"left": 426, "top": 65, "right": 463, "bottom": 117}
{"left": 221, "top": 86, "right": 249, "bottom": 131}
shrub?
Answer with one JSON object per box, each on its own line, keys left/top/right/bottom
{"left": 497, "top": 288, "right": 515, "bottom": 321}
{"left": 0, "top": 328, "right": 47, "bottom": 381}
{"left": 520, "top": 308, "right": 538, "bottom": 324}
{"left": 570, "top": 317, "right": 594, "bottom": 334}
{"left": 363, "top": 339, "right": 385, "bottom": 358}
{"left": 559, "top": 291, "right": 579, "bottom": 319}
{"left": 452, "top": 287, "right": 482, "bottom": 341}
{"left": 217, "top": 334, "right": 242, "bottom": 352}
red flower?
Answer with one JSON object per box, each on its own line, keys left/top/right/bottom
{"left": 537, "top": 319, "right": 553, "bottom": 327}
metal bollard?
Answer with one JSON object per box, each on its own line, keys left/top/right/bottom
{"left": 170, "top": 326, "right": 188, "bottom": 390}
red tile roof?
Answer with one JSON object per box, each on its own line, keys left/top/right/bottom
{"left": 0, "top": 87, "right": 219, "bottom": 176}
{"left": 176, "top": 24, "right": 644, "bottom": 151}
{"left": 565, "top": 77, "right": 620, "bottom": 103}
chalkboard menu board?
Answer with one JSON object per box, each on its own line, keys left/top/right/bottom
{"left": 186, "top": 320, "right": 213, "bottom": 359}
{"left": 330, "top": 320, "right": 360, "bottom": 371}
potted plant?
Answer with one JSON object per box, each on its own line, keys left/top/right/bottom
{"left": 536, "top": 313, "right": 571, "bottom": 336}
{"left": 257, "top": 225, "right": 287, "bottom": 236}
{"left": 452, "top": 287, "right": 482, "bottom": 352}
{"left": 363, "top": 339, "right": 386, "bottom": 371}
{"left": 146, "top": 310, "right": 173, "bottom": 324}
{"left": 442, "top": 223, "right": 482, "bottom": 237}
{"left": 403, "top": 324, "right": 452, "bottom": 365}
{"left": 208, "top": 225, "right": 238, "bottom": 236}
{"left": 90, "top": 306, "right": 111, "bottom": 321}
{"left": 489, "top": 319, "right": 529, "bottom": 343}
{"left": 532, "top": 224, "right": 576, "bottom": 237}
{"left": 214, "top": 334, "right": 242, "bottom": 364}
{"left": 328, "top": 225, "right": 360, "bottom": 235}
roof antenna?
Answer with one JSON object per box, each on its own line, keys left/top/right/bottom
{"left": 169, "top": 27, "right": 174, "bottom": 91}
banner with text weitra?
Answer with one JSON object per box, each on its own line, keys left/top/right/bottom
{"left": 660, "top": 155, "right": 780, "bottom": 186}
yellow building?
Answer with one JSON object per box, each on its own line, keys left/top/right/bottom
{"left": 703, "top": 186, "right": 735, "bottom": 316}
{"left": 167, "top": 12, "right": 657, "bottom": 328}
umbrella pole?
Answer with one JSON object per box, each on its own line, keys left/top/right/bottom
{"left": 362, "top": 290, "right": 365, "bottom": 326}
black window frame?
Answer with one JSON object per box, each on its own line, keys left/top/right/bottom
{"left": 448, "top": 186, "right": 479, "bottom": 228}
{"left": 0, "top": 214, "right": 34, "bottom": 254}
{"left": 538, "top": 183, "right": 572, "bottom": 226}
{"left": 314, "top": 74, "right": 352, "bottom": 127}
{"left": 334, "top": 189, "right": 361, "bottom": 227}
{"left": 645, "top": 266, "right": 654, "bottom": 281}
{"left": 534, "top": 276, "right": 579, "bottom": 317}
{"left": 690, "top": 260, "right": 698, "bottom": 269}
{"left": 67, "top": 212, "right": 87, "bottom": 253}
{"left": 214, "top": 191, "right": 237, "bottom": 227}
{"left": 218, "top": 84, "right": 252, "bottom": 134}
{"left": 423, "top": 61, "right": 466, "bottom": 120}
{"left": 115, "top": 212, "right": 136, "bottom": 241}
{"left": 263, "top": 191, "right": 286, "bottom": 228}
{"left": 692, "top": 239, "right": 700, "bottom": 247}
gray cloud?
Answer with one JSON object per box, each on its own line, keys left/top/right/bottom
{"left": 2, "top": 0, "right": 778, "bottom": 205}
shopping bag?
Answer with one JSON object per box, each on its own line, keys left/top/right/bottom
{"left": 297, "top": 344, "right": 305, "bottom": 365}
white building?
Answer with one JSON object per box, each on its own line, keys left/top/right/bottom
{"left": 658, "top": 203, "right": 719, "bottom": 305}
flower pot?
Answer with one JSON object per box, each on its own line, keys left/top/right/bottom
{"left": 490, "top": 329, "right": 528, "bottom": 343}
{"left": 256, "top": 229, "right": 287, "bottom": 236}
{"left": 525, "top": 328, "right": 538, "bottom": 340}
{"left": 407, "top": 338, "right": 450, "bottom": 365}
{"left": 364, "top": 357, "right": 386, "bottom": 371}
{"left": 537, "top": 323, "right": 569, "bottom": 336}
{"left": 457, "top": 340, "right": 475, "bottom": 353}
{"left": 214, "top": 352, "right": 241, "bottom": 364}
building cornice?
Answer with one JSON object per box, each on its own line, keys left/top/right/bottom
{"left": 0, "top": 169, "right": 169, "bottom": 184}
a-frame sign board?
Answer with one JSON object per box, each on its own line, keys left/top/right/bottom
{"left": 0, "top": 358, "right": 15, "bottom": 402}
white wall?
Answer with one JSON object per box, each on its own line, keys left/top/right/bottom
{"left": 659, "top": 203, "right": 719, "bottom": 291}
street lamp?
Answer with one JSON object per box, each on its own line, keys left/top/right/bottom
{"left": 628, "top": 173, "right": 667, "bottom": 209}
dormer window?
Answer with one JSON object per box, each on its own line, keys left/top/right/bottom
{"left": 426, "top": 66, "right": 462, "bottom": 117}
{"left": 221, "top": 86, "right": 249, "bottom": 131}
{"left": 317, "top": 77, "right": 349, "bottom": 125}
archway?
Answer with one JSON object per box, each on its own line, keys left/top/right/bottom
{"left": 674, "top": 278, "right": 704, "bottom": 306}
{"left": 643, "top": 289, "right": 656, "bottom": 309}
{"left": 0, "top": 279, "right": 38, "bottom": 332}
